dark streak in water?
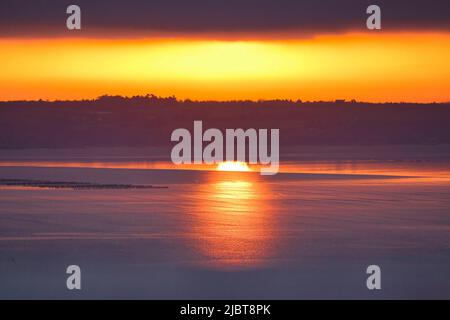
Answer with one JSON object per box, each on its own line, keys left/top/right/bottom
{"left": 0, "top": 179, "right": 168, "bottom": 190}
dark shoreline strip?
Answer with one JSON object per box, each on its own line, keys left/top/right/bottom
{"left": 0, "top": 179, "right": 168, "bottom": 189}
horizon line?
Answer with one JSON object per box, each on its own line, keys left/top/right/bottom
{"left": 0, "top": 94, "right": 449, "bottom": 105}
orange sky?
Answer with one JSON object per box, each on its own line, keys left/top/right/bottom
{"left": 1, "top": 31, "right": 450, "bottom": 102}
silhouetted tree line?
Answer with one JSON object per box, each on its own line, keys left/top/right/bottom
{"left": 0, "top": 94, "right": 449, "bottom": 148}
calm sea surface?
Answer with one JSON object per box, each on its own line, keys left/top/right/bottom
{"left": 1, "top": 159, "right": 450, "bottom": 298}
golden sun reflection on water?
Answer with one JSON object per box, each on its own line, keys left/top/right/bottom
{"left": 188, "top": 171, "right": 276, "bottom": 269}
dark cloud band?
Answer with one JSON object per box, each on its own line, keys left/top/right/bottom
{"left": 0, "top": 0, "right": 449, "bottom": 37}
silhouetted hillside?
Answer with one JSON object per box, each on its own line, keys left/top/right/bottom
{"left": 1, "top": 95, "right": 450, "bottom": 148}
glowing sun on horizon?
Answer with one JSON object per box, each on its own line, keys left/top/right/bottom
{"left": 217, "top": 161, "right": 251, "bottom": 172}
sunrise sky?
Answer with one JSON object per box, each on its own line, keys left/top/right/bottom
{"left": 1, "top": 0, "right": 449, "bottom": 102}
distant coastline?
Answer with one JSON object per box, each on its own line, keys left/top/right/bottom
{"left": 1, "top": 94, "right": 449, "bottom": 105}
{"left": 1, "top": 95, "right": 450, "bottom": 149}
